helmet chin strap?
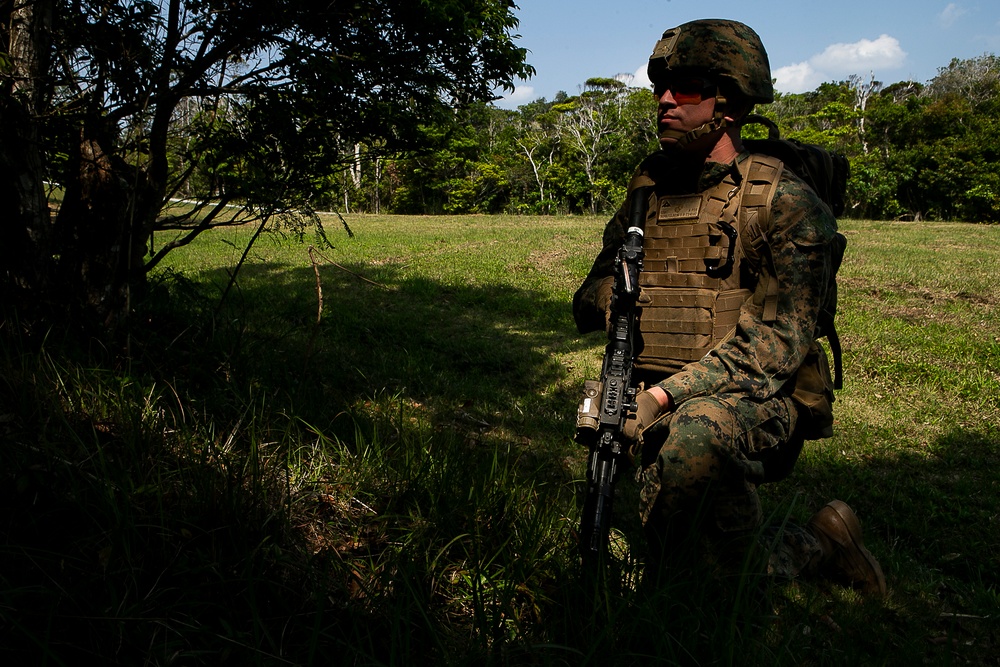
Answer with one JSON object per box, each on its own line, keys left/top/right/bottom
{"left": 660, "top": 91, "right": 730, "bottom": 150}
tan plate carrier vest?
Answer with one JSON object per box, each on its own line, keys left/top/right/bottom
{"left": 634, "top": 154, "right": 782, "bottom": 376}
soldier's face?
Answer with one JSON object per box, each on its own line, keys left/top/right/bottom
{"left": 654, "top": 75, "right": 717, "bottom": 147}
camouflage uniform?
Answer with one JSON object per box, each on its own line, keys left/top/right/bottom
{"left": 573, "top": 154, "right": 836, "bottom": 578}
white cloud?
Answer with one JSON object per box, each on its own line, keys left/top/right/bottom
{"left": 773, "top": 62, "right": 822, "bottom": 94}
{"left": 774, "top": 34, "right": 907, "bottom": 93}
{"left": 631, "top": 64, "right": 651, "bottom": 90}
{"left": 810, "top": 34, "right": 907, "bottom": 73}
{"left": 939, "top": 3, "right": 967, "bottom": 28}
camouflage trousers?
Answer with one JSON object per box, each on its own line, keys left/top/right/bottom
{"left": 637, "top": 393, "right": 822, "bottom": 579}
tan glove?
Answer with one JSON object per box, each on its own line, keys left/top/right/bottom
{"left": 622, "top": 390, "right": 663, "bottom": 442}
{"left": 595, "top": 277, "right": 614, "bottom": 312}
{"left": 595, "top": 278, "right": 614, "bottom": 332}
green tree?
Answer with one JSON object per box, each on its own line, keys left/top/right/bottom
{"left": 554, "top": 78, "right": 631, "bottom": 213}
{"left": 844, "top": 81, "right": 923, "bottom": 218}
{"left": 389, "top": 103, "right": 516, "bottom": 214}
{"left": 773, "top": 81, "right": 861, "bottom": 154}
{"left": 891, "top": 55, "right": 1000, "bottom": 221}
{"left": 924, "top": 54, "right": 1000, "bottom": 107}
{"left": 1, "top": 0, "right": 532, "bottom": 332}
{"left": 511, "top": 98, "right": 563, "bottom": 214}
{"left": 545, "top": 78, "right": 657, "bottom": 214}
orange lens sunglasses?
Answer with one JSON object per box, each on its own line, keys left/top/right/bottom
{"left": 653, "top": 77, "right": 717, "bottom": 105}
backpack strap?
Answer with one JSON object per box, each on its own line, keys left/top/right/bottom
{"left": 738, "top": 154, "right": 783, "bottom": 323}
{"left": 824, "top": 233, "right": 847, "bottom": 390}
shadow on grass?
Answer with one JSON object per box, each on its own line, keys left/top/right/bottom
{"left": 5, "top": 256, "right": 998, "bottom": 665}
{"left": 0, "top": 260, "right": 607, "bottom": 665}
{"left": 787, "top": 425, "right": 999, "bottom": 587}
{"left": 764, "top": 423, "right": 1000, "bottom": 665}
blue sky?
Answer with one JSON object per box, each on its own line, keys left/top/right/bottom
{"left": 496, "top": 1, "right": 1000, "bottom": 108}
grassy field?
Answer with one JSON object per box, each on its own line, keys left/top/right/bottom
{"left": 2, "top": 215, "right": 998, "bottom": 665}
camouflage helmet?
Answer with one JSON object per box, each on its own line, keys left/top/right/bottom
{"left": 647, "top": 19, "right": 774, "bottom": 104}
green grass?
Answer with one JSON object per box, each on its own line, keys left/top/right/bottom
{"left": 1, "top": 216, "right": 998, "bottom": 665}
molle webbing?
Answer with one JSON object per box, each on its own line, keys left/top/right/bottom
{"left": 636, "top": 288, "right": 750, "bottom": 373}
{"left": 634, "top": 174, "right": 747, "bottom": 374}
{"left": 633, "top": 155, "right": 782, "bottom": 375}
{"left": 738, "top": 155, "right": 783, "bottom": 322}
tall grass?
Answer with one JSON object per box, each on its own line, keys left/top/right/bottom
{"left": 2, "top": 216, "right": 998, "bottom": 665}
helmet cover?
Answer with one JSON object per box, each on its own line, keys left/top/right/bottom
{"left": 647, "top": 19, "right": 774, "bottom": 104}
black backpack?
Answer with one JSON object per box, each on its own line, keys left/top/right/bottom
{"left": 743, "top": 114, "right": 849, "bottom": 216}
{"left": 742, "top": 114, "right": 848, "bottom": 392}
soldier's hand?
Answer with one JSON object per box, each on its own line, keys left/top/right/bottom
{"left": 595, "top": 278, "right": 614, "bottom": 332}
{"left": 622, "top": 390, "right": 663, "bottom": 442}
{"left": 595, "top": 277, "right": 614, "bottom": 312}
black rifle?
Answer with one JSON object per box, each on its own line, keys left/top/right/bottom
{"left": 575, "top": 185, "right": 652, "bottom": 567}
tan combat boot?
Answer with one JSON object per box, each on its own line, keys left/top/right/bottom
{"left": 807, "top": 500, "right": 887, "bottom": 596}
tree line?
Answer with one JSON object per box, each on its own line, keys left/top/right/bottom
{"left": 3, "top": 0, "right": 997, "bottom": 333}
{"left": 328, "top": 56, "right": 1000, "bottom": 224}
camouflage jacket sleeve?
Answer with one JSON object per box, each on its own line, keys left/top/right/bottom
{"left": 571, "top": 205, "right": 628, "bottom": 334}
{"left": 656, "top": 170, "right": 838, "bottom": 403}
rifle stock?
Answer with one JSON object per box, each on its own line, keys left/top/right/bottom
{"left": 575, "top": 185, "right": 652, "bottom": 567}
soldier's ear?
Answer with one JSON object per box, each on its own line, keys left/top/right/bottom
{"left": 725, "top": 102, "right": 754, "bottom": 123}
